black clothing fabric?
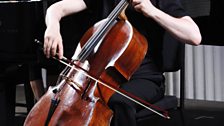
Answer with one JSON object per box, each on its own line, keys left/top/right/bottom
{"left": 108, "top": 79, "right": 165, "bottom": 111}
{"left": 108, "top": 78, "right": 165, "bottom": 126}
{"left": 82, "top": 0, "right": 187, "bottom": 126}
{"left": 29, "top": 63, "right": 42, "bottom": 81}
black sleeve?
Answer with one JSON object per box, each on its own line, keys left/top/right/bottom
{"left": 82, "top": 0, "right": 114, "bottom": 19}
{"left": 83, "top": 0, "right": 104, "bottom": 18}
{"left": 159, "top": 0, "right": 188, "bottom": 17}
{"left": 83, "top": 0, "right": 95, "bottom": 10}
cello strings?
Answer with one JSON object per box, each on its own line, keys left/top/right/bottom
{"left": 34, "top": 40, "right": 169, "bottom": 118}
{"left": 52, "top": 56, "right": 170, "bottom": 119}
{"left": 77, "top": 0, "right": 128, "bottom": 62}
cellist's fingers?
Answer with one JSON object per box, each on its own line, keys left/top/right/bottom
{"left": 44, "top": 36, "right": 53, "bottom": 58}
{"left": 50, "top": 39, "right": 59, "bottom": 58}
{"left": 57, "top": 39, "right": 64, "bottom": 59}
{"left": 131, "top": 0, "right": 154, "bottom": 17}
{"left": 131, "top": 0, "right": 141, "bottom": 6}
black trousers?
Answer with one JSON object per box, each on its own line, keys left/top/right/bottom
{"left": 108, "top": 78, "right": 165, "bottom": 126}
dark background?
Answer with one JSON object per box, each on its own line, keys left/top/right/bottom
{"left": 182, "top": 0, "right": 224, "bottom": 46}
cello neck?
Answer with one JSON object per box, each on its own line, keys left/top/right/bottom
{"left": 77, "top": 0, "right": 129, "bottom": 62}
{"left": 107, "top": 0, "right": 129, "bottom": 20}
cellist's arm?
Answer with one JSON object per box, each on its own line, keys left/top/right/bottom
{"left": 44, "top": 0, "right": 87, "bottom": 59}
{"left": 131, "top": 0, "right": 202, "bottom": 46}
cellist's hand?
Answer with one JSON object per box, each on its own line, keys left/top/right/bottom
{"left": 131, "top": 0, "right": 156, "bottom": 17}
{"left": 44, "top": 23, "right": 64, "bottom": 59}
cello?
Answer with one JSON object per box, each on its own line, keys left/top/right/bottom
{"left": 24, "top": 0, "right": 168, "bottom": 125}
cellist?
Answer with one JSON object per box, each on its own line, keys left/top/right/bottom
{"left": 43, "top": 0, "right": 201, "bottom": 125}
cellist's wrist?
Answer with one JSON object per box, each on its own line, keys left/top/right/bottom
{"left": 143, "top": 5, "right": 160, "bottom": 18}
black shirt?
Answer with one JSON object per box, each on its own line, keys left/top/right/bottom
{"left": 83, "top": 0, "right": 187, "bottom": 81}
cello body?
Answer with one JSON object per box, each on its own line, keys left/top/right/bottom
{"left": 24, "top": 17, "right": 148, "bottom": 126}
